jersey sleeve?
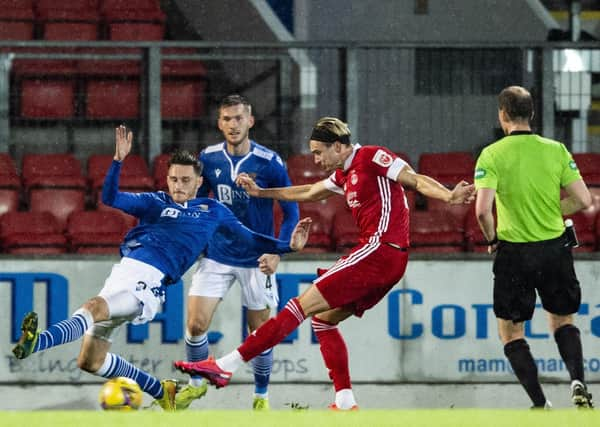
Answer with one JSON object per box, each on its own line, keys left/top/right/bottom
{"left": 323, "top": 172, "right": 344, "bottom": 194}
{"left": 368, "top": 147, "right": 405, "bottom": 180}
{"left": 102, "top": 160, "right": 156, "bottom": 216}
{"left": 268, "top": 155, "right": 300, "bottom": 241}
{"left": 560, "top": 145, "right": 583, "bottom": 187}
{"left": 217, "top": 205, "right": 293, "bottom": 256}
{"left": 474, "top": 148, "right": 498, "bottom": 190}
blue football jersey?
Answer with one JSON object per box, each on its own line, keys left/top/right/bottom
{"left": 198, "top": 140, "right": 299, "bottom": 267}
{"left": 102, "top": 160, "right": 292, "bottom": 283}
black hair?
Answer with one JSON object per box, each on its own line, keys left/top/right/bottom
{"left": 169, "top": 150, "right": 203, "bottom": 175}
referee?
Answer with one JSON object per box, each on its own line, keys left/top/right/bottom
{"left": 475, "top": 86, "right": 593, "bottom": 409}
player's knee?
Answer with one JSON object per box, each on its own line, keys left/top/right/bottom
{"left": 187, "top": 316, "right": 209, "bottom": 336}
{"left": 77, "top": 352, "right": 101, "bottom": 373}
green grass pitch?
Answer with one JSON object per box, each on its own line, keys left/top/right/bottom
{"left": 1, "top": 409, "right": 599, "bottom": 427}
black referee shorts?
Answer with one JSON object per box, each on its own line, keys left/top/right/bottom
{"left": 492, "top": 233, "right": 581, "bottom": 322}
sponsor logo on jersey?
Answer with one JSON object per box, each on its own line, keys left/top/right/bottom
{"left": 161, "top": 207, "right": 181, "bottom": 218}
{"left": 372, "top": 149, "right": 393, "bottom": 167}
{"left": 569, "top": 160, "right": 578, "bottom": 171}
{"left": 474, "top": 168, "right": 486, "bottom": 179}
{"left": 217, "top": 184, "right": 250, "bottom": 205}
{"left": 346, "top": 191, "right": 360, "bottom": 208}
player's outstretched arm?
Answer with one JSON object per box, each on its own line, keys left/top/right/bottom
{"left": 396, "top": 165, "right": 475, "bottom": 204}
{"left": 237, "top": 173, "right": 332, "bottom": 202}
{"left": 114, "top": 125, "right": 132, "bottom": 162}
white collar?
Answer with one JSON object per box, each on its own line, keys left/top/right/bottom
{"left": 342, "top": 143, "right": 361, "bottom": 171}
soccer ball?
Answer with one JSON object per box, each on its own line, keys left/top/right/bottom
{"left": 98, "top": 377, "right": 143, "bottom": 410}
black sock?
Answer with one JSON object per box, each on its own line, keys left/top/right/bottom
{"left": 504, "top": 338, "right": 546, "bottom": 407}
{"left": 554, "top": 324, "right": 584, "bottom": 383}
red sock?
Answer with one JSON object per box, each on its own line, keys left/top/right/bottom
{"left": 238, "top": 298, "right": 305, "bottom": 362}
{"left": 312, "top": 317, "right": 351, "bottom": 391}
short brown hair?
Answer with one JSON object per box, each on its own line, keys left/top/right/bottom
{"left": 498, "top": 86, "right": 533, "bottom": 121}
{"left": 218, "top": 94, "right": 252, "bottom": 116}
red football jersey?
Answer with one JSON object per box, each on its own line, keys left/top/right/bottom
{"left": 324, "top": 144, "right": 410, "bottom": 247}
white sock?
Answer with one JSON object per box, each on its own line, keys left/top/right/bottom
{"left": 73, "top": 307, "right": 94, "bottom": 330}
{"left": 254, "top": 392, "right": 268, "bottom": 399}
{"left": 335, "top": 388, "right": 357, "bottom": 409}
{"left": 217, "top": 350, "right": 244, "bottom": 373}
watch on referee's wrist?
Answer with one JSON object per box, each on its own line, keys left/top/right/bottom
{"left": 487, "top": 236, "right": 498, "bottom": 246}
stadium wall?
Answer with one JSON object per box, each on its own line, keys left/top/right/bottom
{"left": 2, "top": 257, "right": 600, "bottom": 387}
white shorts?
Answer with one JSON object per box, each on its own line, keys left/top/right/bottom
{"left": 189, "top": 257, "right": 278, "bottom": 310}
{"left": 87, "top": 257, "right": 166, "bottom": 341}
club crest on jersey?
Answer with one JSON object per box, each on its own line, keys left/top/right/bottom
{"left": 161, "top": 207, "right": 180, "bottom": 218}
{"left": 372, "top": 149, "right": 393, "bottom": 167}
{"left": 350, "top": 173, "right": 358, "bottom": 185}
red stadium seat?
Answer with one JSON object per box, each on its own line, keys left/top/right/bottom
{"left": 410, "top": 210, "right": 464, "bottom": 253}
{"left": 152, "top": 153, "right": 171, "bottom": 191}
{"left": 20, "top": 79, "right": 76, "bottom": 118}
{"left": 67, "top": 210, "right": 127, "bottom": 254}
{"left": 0, "top": 0, "right": 34, "bottom": 40}
{"left": 35, "top": 0, "right": 99, "bottom": 21}
{"left": 102, "top": 0, "right": 165, "bottom": 40}
{"left": 36, "top": 0, "right": 100, "bottom": 41}
{"left": 425, "top": 196, "right": 471, "bottom": 225}
{"left": 22, "top": 154, "right": 87, "bottom": 230}
{"left": 573, "top": 153, "right": 600, "bottom": 187}
{"left": 418, "top": 152, "right": 475, "bottom": 187}
{"left": 108, "top": 22, "right": 164, "bottom": 40}
{"left": 331, "top": 206, "right": 359, "bottom": 252}
{"left": 43, "top": 22, "right": 98, "bottom": 40}
{"left": 22, "top": 153, "right": 86, "bottom": 190}
{"left": 88, "top": 154, "right": 154, "bottom": 196}
{"left": 0, "top": 211, "right": 67, "bottom": 254}
{"left": 101, "top": 0, "right": 165, "bottom": 22}
{"left": 0, "top": 22, "right": 33, "bottom": 40}
{"left": 29, "top": 189, "right": 85, "bottom": 231}
{"left": 286, "top": 154, "right": 329, "bottom": 185}
{"left": 162, "top": 81, "right": 207, "bottom": 119}
{"left": 85, "top": 80, "right": 140, "bottom": 119}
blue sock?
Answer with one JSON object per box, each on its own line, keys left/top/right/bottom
{"left": 185, "top": 333, "right": 209, "bottom": 383}
{"left": 96, "top": 352, "right": 163, "bottom": 399}
{"left": 252, "top": 348, "right": 273, "bottom": 395}
{"left": 34, "top": 309, "right": 93, "bottom": 353}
